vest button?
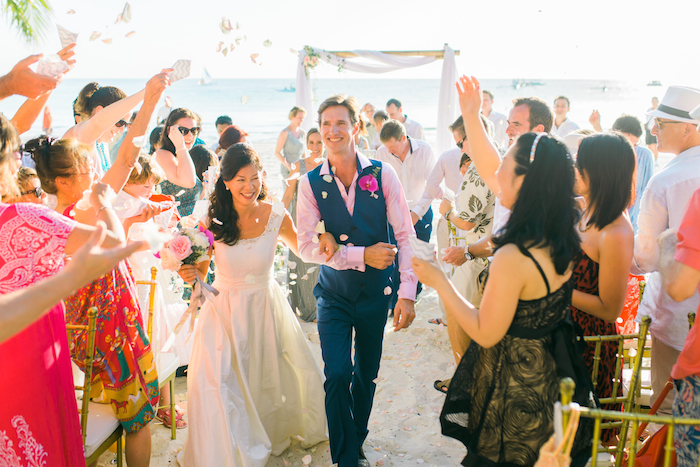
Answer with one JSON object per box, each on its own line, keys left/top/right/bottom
{"left": 351, "top": 227, "right": 357, "bottom": 231}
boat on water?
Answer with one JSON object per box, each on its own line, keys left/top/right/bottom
{"left": 647, "top": 80, "right": 662, "bottom": 86}
{"left": 277, "top": 85, "right": 295, "bottom": 92}
{"left": 512, "top": 79, "right": 545, "bottom": 90}
{"left": 198, "top": 68, "right": 213, "bottom": 86}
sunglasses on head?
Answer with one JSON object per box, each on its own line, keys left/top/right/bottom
{"left": 115, "top": 119, "right": 129, "bottom": 128}
{"left": 177, "top": 126, "right": 201, "bottom": 136}
{"left": 21, "top": 185, "right": 43, "bottom": 198}
{"left": 456, "top": 136, "right": 467, "bottom": 149}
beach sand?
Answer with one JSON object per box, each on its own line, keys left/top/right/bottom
{"left": 94, "top": 286, "right": 467, "bottom": 467}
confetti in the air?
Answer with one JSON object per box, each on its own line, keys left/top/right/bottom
{"left": 125, "top": 31, "right": 136, "bottom": 38}
{"left": 216, "top": 41, "right": 224, "bottom": 53}
{"left": 102, "top": 38, "right": 113, "bottom": 44}
{"left": 219, "top": 18, "right": 234, "bottom": 34}
{"left": 241, "top": 95, "right": 250, "bottom": 105}
{"left": 222, "top": 47, "right": 228, "bottom": 57}
{"left": 250, "top": 53, "right": 259, "bottom": 64}
{"left": 66, "top": 9, "right": 75, "bottom": 14}
{"left": 121, "top": 2, "right": 132, "bottom": 23}
{"left": 263, "top": 39, "right": 272, "bottom": 47}
{"left": 89, "top": 31, "right": 102, "bottom": 41}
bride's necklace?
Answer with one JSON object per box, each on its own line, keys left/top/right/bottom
{"left": 96, "top": 142, "right": 110, "bottom": 173}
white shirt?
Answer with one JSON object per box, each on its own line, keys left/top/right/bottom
{"left": 633, "top": 144, "right": 700, "bottom": 350}
{"left": 484, "top": 111, "right": 508, "bottom": 149}
{"left": 374, "top": 137, "right": 436, "bottom": 217}
{"left": 413, "top": 147, "right": 463, "bottom": 218}
{"left": 402, "top": 115, "right": 425, "bottom": 140}
{"left": 550, "top": 118, "right": 580, "bottom": 138}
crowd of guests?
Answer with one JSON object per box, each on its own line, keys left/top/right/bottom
{"left": 1, "top": 41, "right": 700, "bottom": 467}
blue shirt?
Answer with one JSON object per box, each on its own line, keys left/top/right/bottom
{"left": 629, "top": 145, "right": 654, "bottom": 233}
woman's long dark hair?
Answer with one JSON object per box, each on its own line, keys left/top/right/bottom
{"left": 158, "top": 108, "right": 198, "bottom": 155}
{"left": 207, "top": 144, "right": 267, "bottom": 246}
{"left": 577, "top": 133, "right": 636, "bottom": 231}
{"left": 493, "top": 133, "right": 580, "bottom": 275}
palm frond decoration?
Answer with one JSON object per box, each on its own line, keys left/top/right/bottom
{"left": 3, "top": 0, "right": 54, "bottom": 44}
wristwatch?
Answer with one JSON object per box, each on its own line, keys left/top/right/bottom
{"left": 464, "top": 245, "right": 475, "bottom": 261}
{"left": 444, "top": 209, "right": 453, "bottom": 221}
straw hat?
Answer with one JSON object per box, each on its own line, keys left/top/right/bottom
{"left": 646, "top": 86, "right": 700, "bottom": 124}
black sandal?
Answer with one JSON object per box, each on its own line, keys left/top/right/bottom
{"left": 434, "top": 378, "right": 451, "bottom": 394}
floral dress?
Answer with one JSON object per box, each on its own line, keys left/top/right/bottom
{"left": 571, "top": 251, "right": 622, "bottom": 443}
{"left": 0, "top": 202, "right": 83, "bottom": 466}
{"left": 63, "top": 205, "right": 159, "bottom": 433}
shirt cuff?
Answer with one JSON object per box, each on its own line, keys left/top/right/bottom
{"left": 675, "top": 246, "right": 700, "bottom": 272}
{"left": 398, "top": 281, "right": 417, "bottom": 301}
{"left": 410, "top": 205, "right": 425, "bottom": 218}
{"left": 347, "top": 246, "right": 366, "bottom": 271}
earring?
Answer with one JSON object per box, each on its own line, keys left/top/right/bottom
{"left": 226, "top": 186, "right": 230, "bottom": 191}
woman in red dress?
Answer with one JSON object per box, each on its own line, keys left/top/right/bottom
{"left": 571, "top": 133, "right": 636, "bottom": 444}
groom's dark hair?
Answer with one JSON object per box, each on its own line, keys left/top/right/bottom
{"left": 318, "top": 94, "right": 360, "bottom": 126}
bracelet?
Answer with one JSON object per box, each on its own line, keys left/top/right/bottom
{"left": 97, "top": 205, "right": 113, "bottom": 214}
{"left": 444, "top": 209, "right": 453, "bottom": 221}
{"left": 175, "top": 147, "right": 187, "bottom": 153}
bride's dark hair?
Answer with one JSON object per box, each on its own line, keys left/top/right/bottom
{"left": 208, "top": 143, "right": 267, "bottom": 246}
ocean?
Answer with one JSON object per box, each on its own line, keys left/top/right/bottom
{"left": 0, "top": 78, "right": 671, "bottom": 183}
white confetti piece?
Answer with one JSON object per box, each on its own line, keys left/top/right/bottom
{"left": 286, "top": 172, "right": 300, "bottom": 181}
{"left": 289, "top": 280, "right": 296, "bottom": 285}
{"left": 66, "top": 9, "right": 75, "bottom": 14}
{"left": 314, "top": 157, "right": 323, "bottom": 164}
{"left": 245, "top": 274, "right": 254, "bottom": 284}
{"left": 311, "top": 248, "right": 319, "bottom": 256}
{"left": 125, "top": 31, "right": 136, "bottom": 38}
{"left": 311, "top": 235, "right": 319, "bottom": 244}
{"left": 331, "top": 165, "right": 337, "bottom": 174}
{"left": 289, "top": 273, "right": 297, "bottom": 280}
{"left": 290, "top": 163, "right": 296, "bottom": 170}
{"left": 120, "top": 2, "right": 132, "bottom": 23}
{"left": 288, "top": 261, "right": 297, "bottom": 269}
{"left": 384, "top": 286, "right": 392, "bottom": 295}
{"left": 175, "top": 190, "right": 186, "bottom": 197}
{"left": 314, "top": 220, "right": 326, "bottom": 234}
{"left": 290, "top": 48, "right": 299, "bottom": 56}
{"left": 89, "top": 31, "right": 101, "bottom": 41}
{"left": 219, "top": 17, "right": 233, "bottom": 34}
{"left": 102, "top": 38, "right": 113, "bottom": 44}
{"left": 302, "top": 455, "right": 312, "bottom": 465}
{"left": 295, "top": 307, "right": 301, "bottom": 317}
{"left": 296, "top": 435, "right": 305, "bottom": 442}
{"left": 222, "top": 47, "right": 229, "bottom": 57}
{"left": 212, "top": 217, "right": 223, "bottom": 225}
{"left": 301, "top": 274, "right": 309, "bottom": 280}
{"left": 263, "top": 39, "right": 272, "bottom": 47}
{"left": 131, "top": 135, "right": 147, "bottom": 148}
{"left": 321, "top": 191, "right": 328, "bottom": 199}
{"left": 281, "top": 395, "right": 286, "bottom": 403}
{"left": 339, "top": 234, "right": 348, "bottom": 241}
{"left": 216, "top": 41, "right": 224, "bottom": 53}
{"left": 322, "top": 175, "right": 333, "bottom": 183}
{"left": 307, "top": 266, "right": 317, "bottom": 273}
{"left": 376, "top": 459, "right": 385, "bottom": 465}
{"left": 250, "top": 53, "right": 259, "bottom": 64}
{"left": 241, "top": 95, "right": 250, "bottom": 105}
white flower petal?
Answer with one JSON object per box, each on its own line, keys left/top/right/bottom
{"left": 322, "top": 175, "right": 333, "bottom": 183}
{"left": 384, "top": 286, "right": 392, "bottom": 295}
{"left": 339, "top": 234, "right": 348, "bottom": 241}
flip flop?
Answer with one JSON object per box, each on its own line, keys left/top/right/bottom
{"left": 434, "top": 379, "right": 451, "bottom": 394}
{"left": 428, "top": 318, "right": 447, "bottom": 326}
{"left": 156, "top": 408, "right": 187, "bottom": 429}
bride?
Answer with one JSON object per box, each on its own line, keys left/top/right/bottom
{"left": 178, "top": 143, "right": 328, "bottom": 466}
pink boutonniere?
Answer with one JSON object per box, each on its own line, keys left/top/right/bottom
{"left": 359, "top": 173, "right": 379, "bottom": 199}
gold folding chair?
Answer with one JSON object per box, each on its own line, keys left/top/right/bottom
{"left": 67, "top": 307, "right": 124, "bottom": 466}
{"left": 575, "top": 316, "right": 651, "bottom": 463}
{"left": 136, "top": 266, "right": 181, "bottom": 440}
{"left": 560, "top": 378, "right": 700, "bottom": 467}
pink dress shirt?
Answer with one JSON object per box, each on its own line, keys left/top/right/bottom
{"left": 296, "top": 152, "right": 418, "bottom": 301}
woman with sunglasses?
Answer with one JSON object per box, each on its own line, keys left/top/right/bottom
{"left": 15, "top": 167, "right": 47, "bottom": 204}
{"left": 154, "top": 107, "right": 201, "bottom": 217}
{"left": 62, "top": 69, "right": 172, "bottom": 178}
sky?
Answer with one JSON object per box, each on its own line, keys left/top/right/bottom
{"left": 1, "top": 0, "right": 700, "bottom": 84}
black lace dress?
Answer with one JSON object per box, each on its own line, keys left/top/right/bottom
{"left": 441, "top": 245, "right": 595, "bottom": 467}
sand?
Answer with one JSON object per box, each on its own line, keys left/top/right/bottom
{"left": 94, "top": 286, "right": 468, "bottom": 467}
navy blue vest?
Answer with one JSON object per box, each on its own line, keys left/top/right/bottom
{"left": 308, "top": 158, "right": 394, "bottom": 302}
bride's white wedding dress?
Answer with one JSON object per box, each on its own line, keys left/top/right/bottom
{"left": 182, "top": 209, "right": 327, "bottom": 467}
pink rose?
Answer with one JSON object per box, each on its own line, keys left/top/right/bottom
{"left": 304, "top": 56, "right": 310, "bottom": 64}
{"left": 359, "top": 174, "right": 378, "bottom": 192}
{"left": 166, "top": 235, "right": 193, "bottom": 261}
{"left": 159, "top": 247, "right": 182, "bottom": 271}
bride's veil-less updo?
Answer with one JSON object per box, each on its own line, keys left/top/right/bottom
{"left": 207, "top": 143, "right": 267, "bottom": 246}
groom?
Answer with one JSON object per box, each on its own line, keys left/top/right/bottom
{"left": 296, "top": 94, "right": 417, "bottom": 467}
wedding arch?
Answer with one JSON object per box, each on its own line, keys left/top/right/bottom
{"left": 295, "top": 45, "right": 460, "bottom": 155}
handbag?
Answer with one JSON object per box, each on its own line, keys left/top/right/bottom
{"left": 535, "top": 405, "right": 581, "bottom": 467}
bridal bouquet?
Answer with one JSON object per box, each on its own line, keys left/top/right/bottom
{"left": 158, "top": 225, "right": 214, "bottom": 271}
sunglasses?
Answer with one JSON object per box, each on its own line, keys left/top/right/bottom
{"left": 115, "top": 119, "right": 129, "bottom": 128}
{"left": 21, "top": 185, "right": 43, "bottom": 198}
{"left": 653, "top": 118, "right": 685, "bottom": 130}
{"left": 456, "top": 136, "right": 467, "bottom": 149}
{"left": 177, "top": 126, "right": 201, "bottom": 136}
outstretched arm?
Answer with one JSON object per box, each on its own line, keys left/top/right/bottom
{"left": 0, "top": 54, "right": 64, "bottom": 101}
{"left": 456, "top": 76, "right": 502, "bottom": 195}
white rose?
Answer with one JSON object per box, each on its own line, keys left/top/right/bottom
{"left": 159, "top": 247, "right": 182, "bottom": 271}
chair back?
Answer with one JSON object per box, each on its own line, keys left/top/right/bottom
{"left": 135, "top": 266, "right": 158, "bottom": 343}
{"left": 65, "top": 307, "right": 97, "bottom": 448}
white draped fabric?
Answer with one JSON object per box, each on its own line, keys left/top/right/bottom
{"left": 295, "top": 45, "right": 459, "bottom": 155}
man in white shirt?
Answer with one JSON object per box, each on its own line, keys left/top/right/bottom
{"left": 551, "top": 95, "right": 580, "bottom": 137}
{"left": 375, "top": 119, "right": 435, "bottom": 310}
{"left": 632, "top": 85, "right": 700, "bottom": 414}
{"left": 386, "top": 98, "right": 424, "bottom": 140}
{"left": 481, "top": 90, "right": 508, "bottom": 149}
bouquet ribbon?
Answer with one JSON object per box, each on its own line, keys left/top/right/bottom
{"left": 161, "top": 277, "right": 219, "bottom": 352}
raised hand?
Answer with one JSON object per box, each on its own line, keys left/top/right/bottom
{"left": 589, "top": 110, "right": 602, "bottom": 132}
{"left": 0, "top": 55, "right": 61, "bottom": 100}
{"left": 56, "top": 43, "right": 77, "bottom": 68}
{"left": 89, "top": 182, "right": 117, "bottom": 210}
{"left": 168, "top": 125, "right": 187, "bottom": 152}
{"left": 364, "top": 242, "right": 397, "bottom": 270}
{"left": 456, "top": 75, "right": 483, "bottom": 121}
{"left": 412, "top": 255, "right": 448, "bottom": 289}
{"left": 144, "top": 69, "right": 172, "bottom": 105}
